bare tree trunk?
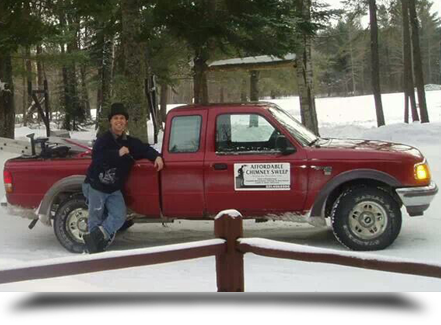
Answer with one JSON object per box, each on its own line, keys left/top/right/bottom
{"left": 240, "top": 78, "right": 247, "bottom": 102}
{"left": 404, "top": 93, "right": 409, "bottom": 124}
{"left": 159, "top": 82, "right": 168, "bottom": 126}
{"left": 249, "top": 70, "right": 260, "bottom": 127}
{"left": 349, "top": 39, "right": 356, "bottom": 95}
{"left": 21, "top": 49, "right": 28, "bottom": 126}
{"left": 61, "top": 61, "right": 71, "bottom": 130}
{"left": 118, "top": 0, "right": 148, "bottom": 141}
{"left": 22, "top": 1, "right": 32, "bottom": 125}
{"left": 427, "top": 35, "right": 432, "bottom": 84}
{"left": 25, "top": 46, "right": 33, "bottom": 113}
{"left": 193, "top": 52, "right": 209, "bottom": 104}
{"left": 219, "top": 86, "right": 225, "bottom": 103}
{"left": 408, "top": 0, "right": 429, "bottom": 123}
{"left": 0, "top": 52, "right": 15, "bottom": 139}
{"left": 250, "top": 70, "right": 260, "bottom": 101}
{"left": 79, "top": 27, "right": 90, "bottom": 119}
{"left": 193, "top": 0, "right": 219, "bottom": 105}
{"left": 439, "top": 37, "right": 441, "bottom": 84}
{"left": 36, "top": 45, "right": 44, "bottom": 89}
{"left": 401, "top": 0, "right": 419, "bottom": 122}
{"left": 369, "top": 0, "right": 385, "bottom": 127}
{"left": 296, "top": 0, "right": 319, "bottom": 135}
{"left": 80, "top": 64, "right": 90, "bottom": 118}
{"left": 96, "top": 32, "right": 114, "bottom": 135}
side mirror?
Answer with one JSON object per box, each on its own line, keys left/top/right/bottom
{"left": 276, "top": 135, "right": 296, "bottom": 155}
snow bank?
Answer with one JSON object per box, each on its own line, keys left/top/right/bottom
{"left": 268, "top": 90, "right": 441, "bottom": 127}
{"left": 239, "top": 238, "right": 441, "bottom": 268}
{"left": 320, "top": 121, "right": 441, "bottom": 146}
{"left": 214, "top": 209, "right": 242, "bottom": 220}
{"left": 0, "top": 239, "right": 225, "bottom": 272}
{"left": 425, "top": 84, "right": 441, "bottom": 91}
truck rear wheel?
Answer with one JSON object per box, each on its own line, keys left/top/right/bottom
{"left": 54, "top": 195, "right": 88, "bottom": 253}
{"left": 330, "top": 187, "right": 402, "bottom": 251}
{"left": 53, "top": 195, "right": 134, "bottom": 253}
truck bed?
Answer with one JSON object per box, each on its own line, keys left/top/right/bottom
{"left": 4, "top": 157, "right": 161, "bottom": 218}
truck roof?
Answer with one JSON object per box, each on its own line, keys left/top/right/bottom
{"left": 169, "top": 101, "right": 280, "bottom": 113}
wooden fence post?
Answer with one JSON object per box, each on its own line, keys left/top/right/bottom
{"left": 214, "top": 211, "right": 244, "bottom": 292}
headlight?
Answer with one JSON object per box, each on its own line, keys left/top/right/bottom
{"left": 414, "top": 162, "right": 431, "bottom": 181}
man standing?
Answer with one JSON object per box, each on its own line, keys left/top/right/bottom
{"left": 82, "top": 102, "right": 164, "bottom": 253}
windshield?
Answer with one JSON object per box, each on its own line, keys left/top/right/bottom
{"left": 269, "top": 106, "right": 318, "bottom": 146}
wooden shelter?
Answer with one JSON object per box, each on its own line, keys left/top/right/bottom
{"left": 208, "top": 54, "right": 296, "bottom": 101}
{"left": 208, "top": 54, "right": 296, "bottom": 72}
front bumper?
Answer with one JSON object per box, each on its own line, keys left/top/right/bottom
{"left": 396, "top": 182, "right": 438, "bottom": 216}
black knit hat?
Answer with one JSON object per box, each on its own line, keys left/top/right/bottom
{"left": 108, "top": 103, "right": 129, "bottom": 121}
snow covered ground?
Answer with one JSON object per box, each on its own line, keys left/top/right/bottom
{"left": 0, "top": 91, "right": 441, "bottom": 292}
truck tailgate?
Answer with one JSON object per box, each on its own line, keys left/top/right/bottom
{"left": 4, "top": 158, "right": 90, "bottom": 208}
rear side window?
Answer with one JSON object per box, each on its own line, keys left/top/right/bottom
{"left": 169, "top": 115, "right": 202, "bottom": 153}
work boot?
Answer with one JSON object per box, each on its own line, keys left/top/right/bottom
{"left": 83, "top": 227, "right": 107, "bottom": 254}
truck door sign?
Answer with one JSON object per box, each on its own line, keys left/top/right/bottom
{"left": 234, "top": 163, "right": 291, "bottom": 191}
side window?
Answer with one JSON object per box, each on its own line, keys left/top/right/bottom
{"left": 216, "top": 114, "right": 281, "bottom": 154}
{"left": 169, "top": 115, "right": 202, "bottom": 153}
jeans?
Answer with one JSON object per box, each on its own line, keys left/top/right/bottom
{"left": 82, "top": 183, "right": 126, "bottom": 238}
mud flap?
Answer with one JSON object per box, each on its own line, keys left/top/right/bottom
{"left": 306, "top": 216, "right": 327, "bottom": 227}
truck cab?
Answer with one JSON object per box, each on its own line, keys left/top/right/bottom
{"left": 159, "top": 103, "right": 309, "bottom": 219}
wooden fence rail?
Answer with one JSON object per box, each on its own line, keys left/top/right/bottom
{"left": 1, "top": 211, "right": 441, "bottom": 292}
{"left": 0, "top": 239, "right": 226, "bottom": 285}
{"left": 237, "top": 239, "right": 441, "bottom": 280}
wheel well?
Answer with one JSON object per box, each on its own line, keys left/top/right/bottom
{"left": 51, "top": 190, "right": 84, "bottom": 219}
{"left": 324, "top": 179, "right": 399, "bottom": 218}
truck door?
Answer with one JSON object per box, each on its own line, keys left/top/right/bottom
{"left": 160, "top": 110, "right": 207, "bottom": 218}
{"left": 204, "top": 109, "right": 308, "bottom": 218}
{"left": 125, "top": 160, "right": 161, "bottom": 217}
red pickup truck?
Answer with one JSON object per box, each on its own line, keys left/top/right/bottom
{"left": 2, "top": 103, "right": 438, "bottom": 253}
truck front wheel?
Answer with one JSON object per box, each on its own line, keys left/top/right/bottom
{"left": 330, "top": 187, "right": 402, "bottom": 251}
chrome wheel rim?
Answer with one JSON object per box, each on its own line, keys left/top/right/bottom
{"left": 348, "top": 201, "right": 388, "bottom": 240}
{"left": 66, "top": 208, "right": 89, "bottom": 243}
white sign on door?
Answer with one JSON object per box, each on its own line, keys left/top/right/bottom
{"left": 234, "top": 163, "right": 291, "bottom": 191}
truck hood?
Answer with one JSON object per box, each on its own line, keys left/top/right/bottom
{"left": 312, "top": 138, "right": 423, "bottom": 160}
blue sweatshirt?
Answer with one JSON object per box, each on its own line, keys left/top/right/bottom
{"left": 85, "top": 131, "right": 160, "bottom": 193}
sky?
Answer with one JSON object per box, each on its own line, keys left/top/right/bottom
{"left": 323, "top": 0, "right": 441, "bottom": 19}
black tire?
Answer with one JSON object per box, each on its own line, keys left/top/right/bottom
{"left": 330, "top": 187, "right": 402, "bottom": 251}
{"left": 54, "top": 195, "right": 88, "bottom": 253}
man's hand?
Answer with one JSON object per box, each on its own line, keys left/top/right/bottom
{"left": 119, "top": 146, "right": 130, "bottom": 157}
{"left": 154, "top": 156, "right": 164, "bottom": 171}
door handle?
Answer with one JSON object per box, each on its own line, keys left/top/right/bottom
{"left": 213, "top": 163, "right": 228, "bottom": 171}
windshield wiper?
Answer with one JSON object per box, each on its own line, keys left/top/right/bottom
{"left": 309, "top": 138, "right": 321, "bottom": 147}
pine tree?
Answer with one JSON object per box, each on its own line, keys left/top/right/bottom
{"left": 0, "top": 53, "right": 15, "bottom": 139}
{"left": 296, "top": 0, "right": 319, "bottom": 135}
{"left": 418, "top": 0, "right": 441, "bottom": 85}
{"left": 152, "top": 0, "right": 304, "bottom": 105}
{"left": 0, "top": 0, "right": 51, "bottom": 138}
